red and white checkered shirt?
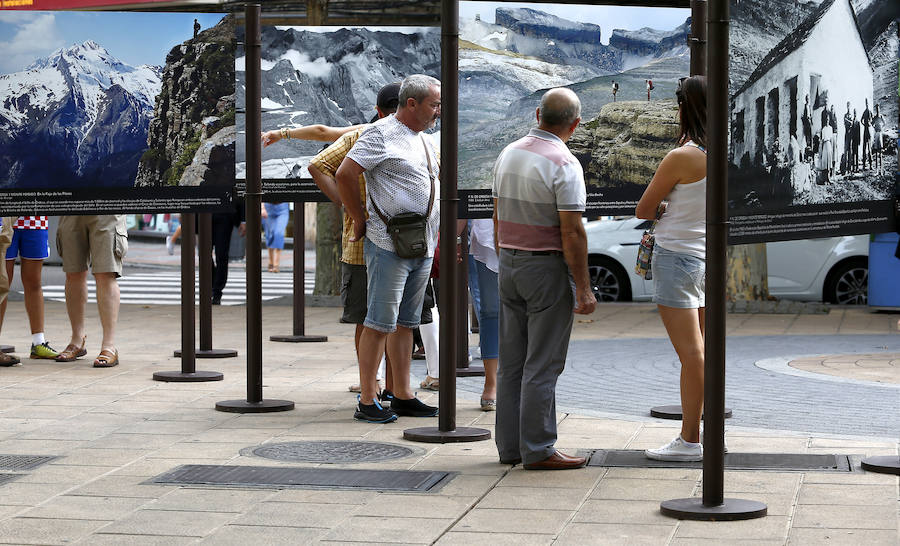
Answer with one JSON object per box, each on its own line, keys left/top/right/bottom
{"left": 13, "top": 216, "right": 49, "bottom": 230}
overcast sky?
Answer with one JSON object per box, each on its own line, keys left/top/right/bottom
{"left": 460, "top": 2, "right": 690, "bottom": 45}
{"left": 0, "top": 11, "right": 225, "bottom": 74}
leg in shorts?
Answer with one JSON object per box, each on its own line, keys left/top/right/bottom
{"left": 57, "top": 215, "right": 128, "bottom": 277}
{"left": 651, "top": 245, "right": 705, "bottom": 309}
{"left": 340, "top": 262, "right": 368, "bottom": 324}
{"left": 6, "top": 229, "right": 50, "bottom": 261}
{"left": 363, "top": 238, "right": 432, "bottom": 333}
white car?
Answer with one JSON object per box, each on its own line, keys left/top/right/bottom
{"left": 585, "top": 217, "right": 869, "bottom": 305}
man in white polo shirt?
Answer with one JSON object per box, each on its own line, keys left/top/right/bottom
{"left": 336, "top": 74, "right": 441, "bottom": 423}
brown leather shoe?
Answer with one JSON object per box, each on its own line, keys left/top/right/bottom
{"left": 523, "top": 451, "right": 587, "bottom": 470}
{"left": 55, "top": 336, "right": 87, "bottom": 362}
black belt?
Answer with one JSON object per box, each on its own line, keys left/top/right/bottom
{"left": 506, "top": 248, "right": 562, "bottom": 256}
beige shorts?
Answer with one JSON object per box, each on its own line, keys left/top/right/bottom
{"left": 57, "top": 215, "right": 128, "bottom": 276}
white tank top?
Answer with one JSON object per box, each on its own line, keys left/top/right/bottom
{"left": 654, "top": 142, "right": 706, "bottom": 259}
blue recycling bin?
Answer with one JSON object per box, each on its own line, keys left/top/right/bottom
{"left": 868, "top": 232, "right": 900, "bottom": 308}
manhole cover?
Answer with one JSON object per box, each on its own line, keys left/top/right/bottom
{"left": 0, "top": 455, "right": 57, "bottom": 471}
{"left": 249, "top": 441, "right": 418, "bottom": 463}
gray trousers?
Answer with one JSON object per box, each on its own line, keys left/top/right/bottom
{"left": 495, "top": 249, "right": 575, "bottom": 464}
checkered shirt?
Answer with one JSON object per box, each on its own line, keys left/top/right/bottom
{"left": 13, "top": 216, "right": 49, "bottom": 230}
{"left": 309, "top": 127, "right": 367, "bottom": 265}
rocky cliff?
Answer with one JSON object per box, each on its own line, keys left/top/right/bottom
{"left": 568, "top": 100, "right": 680, "bottom": 190}
{"left": 134, "top": 15, "right": 235, "bottom": 187}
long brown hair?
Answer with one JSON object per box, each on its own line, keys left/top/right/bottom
{"left": 675, "top": 75, "right": 707, "bottom": 149}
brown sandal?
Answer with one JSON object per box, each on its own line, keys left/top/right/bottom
{"left": 55, "top": 336, "right": 87, "bottom": 362}
{"left": 92, "top": 349, "right": 119, "bottom": 368}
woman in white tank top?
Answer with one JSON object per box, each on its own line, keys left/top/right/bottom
{"left": 635, "top": 75, "right": 709, "bottom": 462}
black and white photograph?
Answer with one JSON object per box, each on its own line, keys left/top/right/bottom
{"left": 728, "top": 0, "right": 898, "bottom": 242}
{"left": 235, "top": 25, "right": 440, "bottom": 200}
{"left": 0, "top": 11, "right": 234, "bottom": 215}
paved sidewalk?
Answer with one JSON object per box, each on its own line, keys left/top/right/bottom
{"left": 0, "top": 301, "right": 897, "bottom": 544}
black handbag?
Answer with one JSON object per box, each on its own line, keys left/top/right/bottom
{"left": 370, "top": 136, "right": 436, "bottom": 259}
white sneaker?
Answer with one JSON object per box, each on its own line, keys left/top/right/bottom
{"left": 645, "top": 435, "right": 703, "bottom": 462}
{"left": 700, "top": 427, "right": 729, "bottom": 453}
{"left": 166, "top": 236, "right": 175, "bottom": 255}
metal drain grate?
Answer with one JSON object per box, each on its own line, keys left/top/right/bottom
{"left": 0, "top": 473, "right": 23, "bottom": 485}
{"left": 249, "top": 441, "right": 417, "bottom": 463}
{"left": 0, "top": 455, "right": 57, "bottom": 471}
{"left": 588, "top": 451, "right": 852, "bottom": 472}
{"left": 149, "top": 464, "right": 452, "bottom": 492}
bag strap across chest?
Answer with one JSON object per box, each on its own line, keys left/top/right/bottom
{"left": 369, "top": 135, "right": 435, "bottom": 224}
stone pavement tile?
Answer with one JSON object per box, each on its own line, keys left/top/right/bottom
{"left": 554, "top": 522, "right": 673, "bottom": 545}
{"left": 808, "top": 447, "right": 895, "bottom": 456}
{"left": 572, "top": 499, "right": 672, "bottom": 524}
{"left": 146, "top": 441, "right": 249, "bottom": 460}
{"left": 0, "top": 417, "right": 59, "bottom": 433}
{"left": 112, "top": 457, "right": 213, "bottom": 477}
{"left": 98, "top": 509, "right": 236, "bottom": 537}
{"left": 270, "top": 488, "right": 378, "bottom": 504}
{"left": 427, "top": 474, "right": 501, "bottom": 498}
{"left": 143, "top": 488, "right": 277, "bottom": 512}
{"left": 797, "top": 483, "right": 896, "bottom": 505}
{"left": 670, "top": 539, "right": 782, "bottom": 546}
{"left": 722, "top": 436, "right": 809, "bottom": 453}
{"left": 808, "top": 437, "right": 896, "bottom": 448}
{"left": 589, "top": 478, "right": 696, "bottom": 501}
{"left": 17, "top": 423, "right": 122, "bottom": 441}
{"left": 229, "top": 501, "right": 355, "bottom": 528}
{"left": 787, "top": 528, "right": 900, "bottom": 545}
{"left": 20, "top": 495, "right": 149, "bottom": 520}
{"left": 0, "top": 517, "right": 109, "bottom": 545}
{"left": 498, "top": 466, "right": 604, "bottom": 488}
{"left": 214, "top": 413, "right": 323, "bottom": 430}
{"left": 412, "top": 455, "right": 508, "bottom": 476}
{"left": 721, "top": 471, "right": 801, "bottom": 495}
{"left": 96, "top": 400, "right": 187, "bottom": 415}
{"left": 36, "top": 394, "right": 124, "bottom": 407}
{"left": 604, "top": 467, "right": 700, "bottom": 481}
{"left": 83, "top": 534, "right": 199, "bottom": 546}
{"left": 454, "top": 508, "right": 573, "bottom": 535}
{"left": 674, "top": 515, "right": 790, "bottom": 541}
{"left": 478, "top": 486, "right": 587, "bottom": 510}
{"left": 199, "top": 524, "right": 324, "bottom": 545}
{"left": 352, "top": 493, "right": 475, "bottom": 518}
{"left": 803, "top": 470, "right": 900, "bottom": 484}
{"left": 0, "top": 438, "right": 87, "bottom": 454}
{"left": 50, "top": 447, "right": 148, "bottom": 467}
{"left": 86, "top": 433, "right": 187, "bottom": 450}
{"left": 0, "top": 505, "right": 24, "bottom": 518}
{"left": 191, "top": 428, "right": 281, "bottom": 444}
{"left": 718, "top": 493, "right": 795, "bottom": 516}
{"left": 423, "top": 439, "right": 500, "bottom": 458}
{"left": 112, "top": 419, "right": 217, "bottom": 435}
{"left": 791, "top": 504, "right": 896, "bottom": 529}
{"left": 434, "top": 531, "right": 554, "bottom": 545}
{"left": 0, "top": 482, "right": 71, "bottom": 506}
{"left": 321, "top": 514, "right": 452, "bottom": 543}
{"left": 67, "top": 475, "right": 175, "bottom": 498}
{"left": 14, "top": 464, "right": 117, "bottom": 485}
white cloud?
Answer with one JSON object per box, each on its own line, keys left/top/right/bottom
{"left": 279, "top": 50, "right": 332, "bottom": 79}
{"left": 0, "top": 13, "right": 65, "bottom": 73}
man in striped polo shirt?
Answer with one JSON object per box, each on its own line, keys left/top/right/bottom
{"left": 492, "top": 87, "right": 596, "bottom": 470}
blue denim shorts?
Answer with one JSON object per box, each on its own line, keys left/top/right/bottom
{"left": 651, "top": 245, "right": 705, "bottom": 308}
{"left": 363, "top": 238, "right": 433, "bottom": 332}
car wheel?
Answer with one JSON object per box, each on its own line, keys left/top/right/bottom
{"left": 823, "top": 258, "right": 868, "bottom": 305}
{"left": 588, "top": 256, "right": 632, "bottom": 302}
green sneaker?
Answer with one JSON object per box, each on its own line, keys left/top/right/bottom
{"left": 30, "top": 342, "right": 59, "bottom": 359}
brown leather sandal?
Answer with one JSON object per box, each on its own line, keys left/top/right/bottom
{"left": 92, "top": 349, "right": 118, "bottom": 368}
{"left": 55, "top": 336, "right": 87, "bottom": 362}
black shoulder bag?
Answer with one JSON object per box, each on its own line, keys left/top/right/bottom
{"left": 369, "top": 136, "right": 436, "bottom": 259}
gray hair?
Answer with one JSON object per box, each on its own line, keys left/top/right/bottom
{"left": 539, "top": 88, "right": 581, "bottom": 127}
{"left": 399, "top": 74, "right": 440, "bottom": 107}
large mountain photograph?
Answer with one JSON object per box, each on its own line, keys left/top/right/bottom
{"left": 0, "top": 11, "right": 233, "bottom": 200}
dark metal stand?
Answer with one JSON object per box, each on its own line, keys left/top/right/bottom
{"left": 661, "top": 0, "right": 764, "bottom": 520}
{"left": 0, "top": 345, "right": 13, "bottom": 353}
{"left": 270, "top": 202, "right": 327, "bottom": 343}
{"left": 174, "top": 213, "right": 237, "bottom": 359}
{"left": 217, "top": 4, "right": 293, "bottom": 413}
{"left": 155, "top": 213, "right": 224, "bottom": 383}
{"left": 650, "top": 405, "right": 732, "bottom": 420}
{"left": 860, "top": 456, "right": 900, "bottom": 475}
{"left": 404, "top": 0, "right": 489, "bottom": 443}
{"left": 456, "top": 230, "right": 484, "bottom": 377}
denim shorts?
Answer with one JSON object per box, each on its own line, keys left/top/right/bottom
{"left": 651, "top": 245, "right": 706, "bottom": 308}
{"left": 363, "top": 238, "right": 432, "bottom": 332}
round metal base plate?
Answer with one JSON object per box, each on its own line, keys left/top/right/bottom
{"left": 152, "top": 370, "right": 224, "bottom": 383}
{"left": 215, "top": 399, "right": 295, "bottom": 413}
{"left": 860, "top": 455, "right": 900, "bottom": 475}
{"left": 269, "top": 334, "right": 328, "bottom": 343}
{"left": 650, "top": 405, "right": 733, "bottom": 420}
{"left": 403, "top": 426, "right": 491, "bottom": 443}
{"left": 457, "top": 365, "right": 485, "bottom": 377}
{"left": 661, "top": 497, "right": 767, "bottom": 521}
{"left": 0, "top": 345, "right": 14, "bottom": 353}
{"left": 173, "top": 349, "right": 238, "bottom": 359}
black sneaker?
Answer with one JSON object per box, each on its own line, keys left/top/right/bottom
{"left": 354, "top": 397, "right": 397, "bottom": 423}
{"left": 0, "top": 353, "right": 20, "bottom": 367}
{"left": 391, "top": 396, "right": 438, "bottom": 417}
{"left": 379, "top": 389, "right": 395, "bottom": 405}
